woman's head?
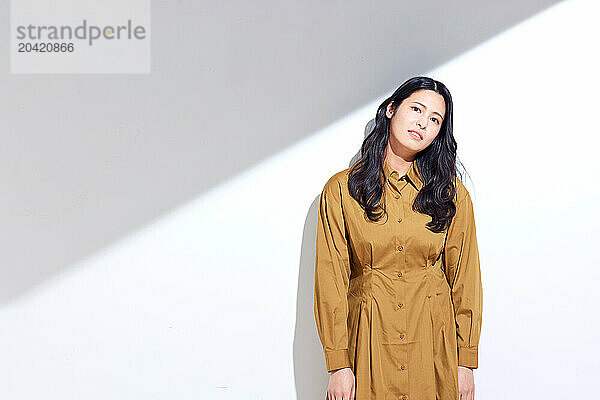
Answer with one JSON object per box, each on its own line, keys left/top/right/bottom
{"left": 385, "top": 88, "right": 447, "bottom": 156}
{"left": 348, "top": 76, "right": 460, "bottom": 232}
{"left": 379, "top": 76, "right": 453, "bottom": 160}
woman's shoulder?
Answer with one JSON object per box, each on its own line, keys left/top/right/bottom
{"left": 452, "top": 175, "right": 472, "bottom": 206}
{"left": 321, "top": 167, "right": 352, "bottom": 194}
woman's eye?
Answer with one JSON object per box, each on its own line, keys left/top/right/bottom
{"left": 431, "top": 117, "right": 439, "bottom": 124}
{"left": 411, "top": 106, "right": 420, "bottom": 112}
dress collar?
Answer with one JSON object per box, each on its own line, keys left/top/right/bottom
{"left": 383, "top": 158, "right": 424, "bottom": 191}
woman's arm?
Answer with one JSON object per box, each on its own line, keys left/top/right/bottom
{"left": 314, "top": 176, "right": 353, "bottom": 373}
{"left": 442, "top": 184, "right": 483, "bottom": 369}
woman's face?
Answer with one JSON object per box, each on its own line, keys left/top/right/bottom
{"left": 386, "top": 89, "right": 446, "bottom": 154}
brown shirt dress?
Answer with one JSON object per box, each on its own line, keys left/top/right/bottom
{"left": 313, "top": 159, "right": 483, "bottom": 400}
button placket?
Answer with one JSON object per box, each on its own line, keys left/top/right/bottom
{"left": 397, "top": 183, "right": 410, "bottom": 390}
{"left": 389, "top": 168, "right": 409, "bottom": 375}
{"left": 395, "top": 190, "right": 405, "bottom": 282}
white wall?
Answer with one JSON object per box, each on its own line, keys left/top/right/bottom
{"left": 2, "top": 0, "right": 598, "bottom": 399}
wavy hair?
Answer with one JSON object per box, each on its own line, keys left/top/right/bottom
{"left": 348, "top": 76, "right": 463, "bottom": 233}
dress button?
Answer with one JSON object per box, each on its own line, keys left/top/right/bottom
{"left": 401, "top": 396, "right": 408, "bottom": 400}
{"left": 397, "top": 272, "right": 402, "bottom": 278}
{"left": 398, "top": 303, "right": 403, "bottom": 309}
{"left": 393, "top": 194, "right": 400, "bottom": 199}
{"left": 399, "top": 333, "right": 404, "bottom": 339}
{"left": 400, "top": 365, "right": 406, "bottom": 370}
{"left": 397, "top": 218, "right": 402, "bottom": 223}
{"left": 397, "top": 245, "right": 404, "bottom": 252}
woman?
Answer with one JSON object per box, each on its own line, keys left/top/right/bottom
{"left": 313, "top": 76, "right": 483, "bottom": 400}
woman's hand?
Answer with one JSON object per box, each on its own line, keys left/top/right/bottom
{"left": 327, "top": 367, "right": 355, "bottom": 400}
{"left": 458, "top": 366, "right": 475, "bottom": 400}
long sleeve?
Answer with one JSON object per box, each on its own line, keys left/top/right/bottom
{"left": 313, "top": 178, "right": 352, "bottom": 373}
{"left": 442, "top": 187, "right": 483, "bottom": 369}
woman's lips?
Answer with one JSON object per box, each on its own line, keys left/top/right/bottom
{"left": 408, "top": 130, "right": 423, "bottom": 140}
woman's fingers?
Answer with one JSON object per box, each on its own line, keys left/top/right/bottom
{"left": 327, "top": 390, "right": 345, "bottom": 400}
{"left": 460, "top": 387, "right": 474, "bottom": 400}
{"left": 327, "top": 367, "right": 355, "bottom": 400}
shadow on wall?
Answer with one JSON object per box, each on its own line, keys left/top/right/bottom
{"left": 294, "top": 193, "right": 329, "bottom": 400}
{"left": 1, "top": 0, "right": 562, "bottom": 303}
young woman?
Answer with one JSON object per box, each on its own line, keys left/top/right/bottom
{"left": 314, "top": 76, "right": 483, "bottom": 400}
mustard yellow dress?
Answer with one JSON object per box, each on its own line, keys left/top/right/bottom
{"left": 314, "top": 159, "right": 483, "bottom": 400}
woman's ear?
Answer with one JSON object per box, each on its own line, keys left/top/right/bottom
{"left": 386, "top": 102, "right": 394, "bottom": 118}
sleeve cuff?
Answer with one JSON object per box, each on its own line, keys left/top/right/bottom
{"left": 325, "top": 349, "right": 351, "bottom": 373}
{"left": 457, "top": 346, "right": 478, "bottom": 369}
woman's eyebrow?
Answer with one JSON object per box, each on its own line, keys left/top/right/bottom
{"left": 412, "top": 101, "right": 444, "bottom": 119}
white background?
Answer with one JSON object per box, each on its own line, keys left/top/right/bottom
{"left": 1, "top": 0, "right": 599, "bottom": 398}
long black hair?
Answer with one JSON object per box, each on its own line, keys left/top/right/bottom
{"left": 348, "top": 76, "right": 463, "bottom": 233}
